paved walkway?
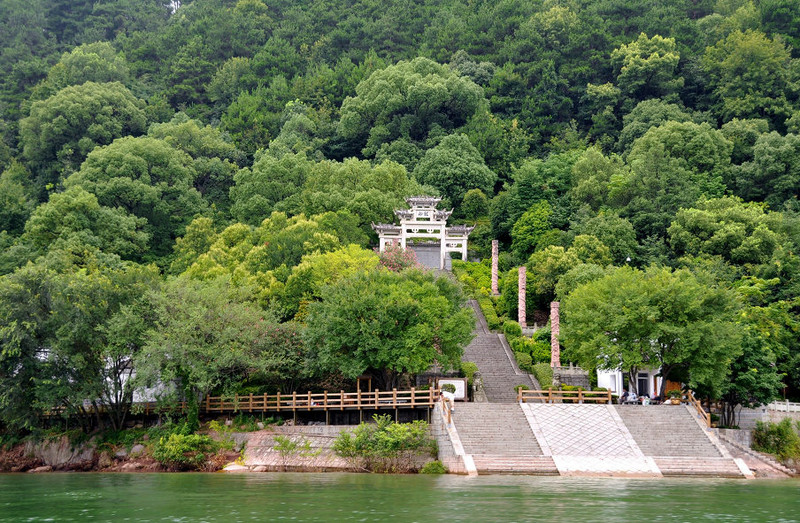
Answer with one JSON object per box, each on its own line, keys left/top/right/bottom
{"left": 522, "top": 403, "right": 661, "bottom": 476}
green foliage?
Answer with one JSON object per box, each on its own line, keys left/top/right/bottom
{"left": 514, "top": 352, "right": 532, "bottom": 371}
{"left": 304, "top": 269, "right": 475, "bottom": 389}
{"left": 531, "top": 363, "right": 554, "bottom": 388}
{"left": 668, "top": 196, "right": 785, "bottom": 266}
{"left": 273, "top": 434, "right": 321, "bottom": 470}
{"left": 562, "top": 266, "right": 742, "bottom": 397}
{"left": 752, "top": 419, "right": 800, "bottom": 463}
{"left": 460, "top": 362, "right": 479, "bottom": 385}
{"left": 19, "top": 82, "right": 147, "bottom": 195}
{"left": 441, "top": 383, "right": 456, "bottom": 394}
{"left": 503, "top": 320, "right": 523, "bottom": 339}
{"left": 419, "top": 460, "right": 448, "bottom": 474}
{"left": 65, "top": 136, "right": 207, "bottom": 261}
{"left": 511, "top": 200, "right": 552, "bottom": 260}
{"left": 152, "top": 432, "right": 218, "bottom": 471}
{"left": 413, "top": 134, "right": 496, "bottom": 209}
{"left": 338, "top": 57, "right": 485, "bottom": 159}
{"left": 332, "top": 414, "right": 436, "bottom": 473}
{"left": 511, "top": 336, "right": 551, "bottom": 364}
{"left": 703, "top": 30, "right": 795, "bottom": 126}
{"left": 477, "top": 294, "right": 502, "bottom": 330}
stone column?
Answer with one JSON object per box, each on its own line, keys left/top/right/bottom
{"left": 518, "top": 266, "right": 526, "bottom": 328}
{"left": 550, "top": 301, "right": 561, "bottom": 368}
{"left": 491, "top": 240, "right": 499, "bottom": 295}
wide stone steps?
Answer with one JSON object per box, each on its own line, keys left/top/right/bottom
{"left": 614, "top": 405, "right": 723, "bottom": 458}
{"left": 471, "top": 455, "right": 559, "bottom": 475}
{"left": 654, "top": 457, "right": 744, "bottom": 477}
{"left": 453, "top": 404, "right": 543, "bottom": 457}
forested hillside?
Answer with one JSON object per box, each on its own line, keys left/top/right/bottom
{"left": 1, "top": 0, "right": 800, "bottom": 433}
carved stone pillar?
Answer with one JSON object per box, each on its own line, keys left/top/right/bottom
{"left": 550, "top": 301, "right": 561, "bottom": 368}
{"left": 518, "top": 266, "right": 526, "bottom": 329}
{"left": 491, "top": 240, "right": 499, "bottom": 295}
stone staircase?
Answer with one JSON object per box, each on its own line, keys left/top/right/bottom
{"left": 463, "top": 301, "right": 537, "bottom": 403}
{"left": 439, "top": 300, "right": 750, "bottom": 477}
{"left": 615, "top": 405, "right": 723, "bottom": 458}
{"left": 614, "top": 404, "right": 746, "bottom": 477}
{"left": 451, "top": 403, "right": 557, "bottom": 475}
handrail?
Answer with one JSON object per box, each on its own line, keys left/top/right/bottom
{"left": 517, "top": 389, "right": 613, "bottom": 404}
{"left": 441, "top": 395, "right": 454, "bottom": 424}
{"left": 686, "top": 390, "right": 711, "bottom": 428}
{"left": 45, "top": 388, "right": 441, "bottom": 418}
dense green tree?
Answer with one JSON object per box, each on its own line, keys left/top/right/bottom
{"left": 337, "top": 57, "right": 485, "bottom": 158}
{"left": 720, "top": 118, "right": 770, "bottom": 165}
{"left": 135, "top": 276, "right": 272, "bottom": 427}
{"left": 734, "top": 132, "right": 800, "bottom": 209}
{"left": 0, "top": 162, "right": 35, "bottom": 236}
{"left": 231, "top": 152, "right": 312, "bottom": 225}
{"left": 65, "top": 136, "right": 207, "bottom": 260}
{"left": 19, "top": 82, "right": 147, "bottom": 196}
{"left": 276, "top": 244, "right": 379, "bottom": 320}
{"left": 412, "top": 134, "right": 496, "bottom": 210}
{"left": 562, "top": 266, "right": 742, "bottom": 398}
{"left": 304, "top": 269, "right": 475, "bottom": 389}
{"left": 148, "top": 112, "right": 245, "bottom": 214}
{"left": 32, "top": 41, "right": 131, "bottom": 100}
{"left": 23, "top": 186, "right": 149, "bottom": 260}
{"left": 611, "top": 33, "right": 684, "bottom": 110}
{"left": 668, "top": 196, "right": 785, "bottom": 266}
{"left": 702, "top": 30, "right": 797, "bottom": 125}
{"left": 572, "top": 211, "right": 639, "bottom": 265}
{"left": 614, "top": 121, "right": 731, "bottom": 239}
{"left": 617, "top": 99, "right": 695, "bottom": 154}
{"left": 510, "top": 201, "right": 552, "bottom": 260}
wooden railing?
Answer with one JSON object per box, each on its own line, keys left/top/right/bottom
{"left": 441, "top": 395, "right": 454, "bottom": 424}
{"left": 131, "top": 388, "right": 441, "bottom": 415}
{"left": 517, "top": 389, "right": 613, "bottom": 404}
{"left": 686, "top": 390, "right": 710, "bottom": 428}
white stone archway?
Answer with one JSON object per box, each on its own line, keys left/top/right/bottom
{"left": 372, "top": 196, "right": 474, "bottom": 270}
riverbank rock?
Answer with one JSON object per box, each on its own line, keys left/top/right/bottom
{"left": 25, "top": 436, "right": 95, "bottom": 468}
{"left": 121, "top": 462, "right": 143, "bottom": 471}
{"left": 223, "top": 463, "right": 249, "bottom": 472}
{"left": 28, "top": 465, "right": 53, "bottom": 473}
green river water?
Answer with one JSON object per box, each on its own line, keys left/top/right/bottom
{"left": 1, "top": 473, "right": 799, "bottom": 522}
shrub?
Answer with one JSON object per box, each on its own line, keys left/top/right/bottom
{"left": 514, "top": 384, "right": 530, "bottom": 393}
{"left": 441, "top": 383, "right": 456, "bottom": 393}
{"left": 477, "top": 293, "right": 502, "bottom": 330}
{"left": 419, "top": 460, "right": 448, "bottom": 474}
{"left": 504, "top": 320, "right": 522, "bottom": 339}
{"left": 379, "top": 242, "right": 421, "bottom": 271}
{"left": 452, "top": 259, "right": 492, "bottom": 295}
{"left": 752, "top": 419, "right": 800, "bottom": 463}
{"left": 514, "top": 351, "right": 532, "bottom": 371}
{"left": 531, "top": 363, "right": 553, "bottom": 388}
{"left": 461, "top": 362, "right": 479, "bottom": 385}
{"left": 510, "top": 336, "right": 551, "bottom": 364}
{"left": 333, "top": 414, "right": 436, "bottom": 473}
{"left": 667, "top": 389, "right": 682, "bottom": 399}
{"left": 152, "top": 433, "right": 218, "bottom": 470}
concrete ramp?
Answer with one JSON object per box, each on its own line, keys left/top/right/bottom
{"left": 522, "top": 403, "right": 661, "bottom": 477}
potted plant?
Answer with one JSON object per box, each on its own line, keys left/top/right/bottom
{"left": 666, "top": 389, "right": 682, "bottom": 404}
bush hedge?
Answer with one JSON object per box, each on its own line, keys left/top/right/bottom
{"left": 531, "top": 363, "right": 553, "bottom": 388}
